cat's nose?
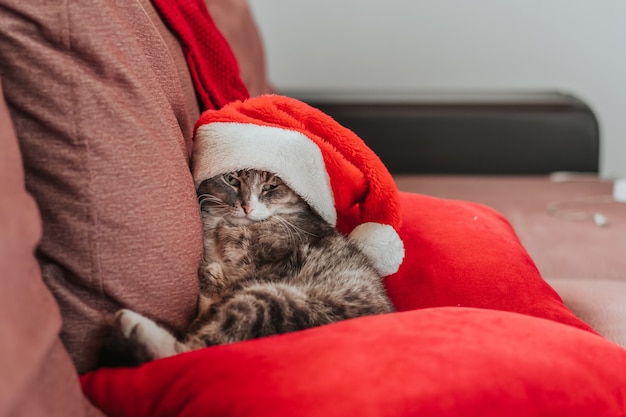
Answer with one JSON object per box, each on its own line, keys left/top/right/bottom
{"left": 241, "top": 204, "right": 250, "bottom": 215}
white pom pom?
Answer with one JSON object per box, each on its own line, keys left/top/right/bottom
{"left": 349, "top": 222, "right": 405, "bottom": 276}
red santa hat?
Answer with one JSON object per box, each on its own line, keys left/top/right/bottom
{"left": 192, "top": 95, "right": 404, "bottom": 276}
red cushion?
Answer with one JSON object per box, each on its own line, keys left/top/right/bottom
{"left": 387, "top": 192, "right": 594, "bottom": 332}
{"left": 81, "top": 307, "right": 626, "bottom": 417}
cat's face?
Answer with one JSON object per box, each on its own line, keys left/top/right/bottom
{"left": 197, "top": 170, "right": 308, "bottom": 225}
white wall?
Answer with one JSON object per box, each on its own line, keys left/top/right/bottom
{"left": 249, "top": 0, "right": 626, "bottom": 178}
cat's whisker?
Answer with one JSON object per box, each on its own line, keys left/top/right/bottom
{"left": 275, "top": 216, "right": 315, "bottom": 246}
{"left": 199, "top": 201, "right": 227, "bottom": 210}
{"left": 199, "top": 197, "right": 229, "bottom": 210}
{"left": 284, "top": 220, "right": 301, "bottom": 246}
{"left": 272, "top": 217, "right": 297, "bottom": 246}
{"left": 198, "top": 196, "right": 224, "bottom": 205}
{"left": 279, "top": 216, "right": 318, "bottom": 238}
{"left": 198, "top": 193, "right": 224, "bottom": 202}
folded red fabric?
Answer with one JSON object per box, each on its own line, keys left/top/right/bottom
{"left": 152, "top": 0, "right": 249, "bottom": 110}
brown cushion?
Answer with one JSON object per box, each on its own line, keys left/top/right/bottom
{"left": 0, "top": 0, "right": 203, "bottom": 373}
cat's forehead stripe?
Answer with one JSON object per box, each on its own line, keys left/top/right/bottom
{"left": 232, "top": 170, "right": 279, "bottom": 183}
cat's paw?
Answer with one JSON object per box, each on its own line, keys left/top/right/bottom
{"left": 114, "top": 309, "right": 179, "bottom": 361}
{"left": 200, "top": 262, "right": 227, "bottom": 288}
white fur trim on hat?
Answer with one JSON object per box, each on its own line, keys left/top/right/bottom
{"left": 349, "top": 222, "right": 405, "bottom": 276}
{"left": 193, "top": 122, "right": 337, "bottom": 226}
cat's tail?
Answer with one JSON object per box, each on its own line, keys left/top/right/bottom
{"left": 186, "top": 282, "right": 389, "bottom": 347}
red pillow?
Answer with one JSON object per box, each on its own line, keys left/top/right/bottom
{"left": 81, "top": 307, "right": 626, "bottom": 417}
{"left": 387, "top": 192, "right": 594, "bottom": 332}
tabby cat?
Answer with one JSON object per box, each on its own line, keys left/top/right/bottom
{"left": 113, "top": 169, "right": 394, "bottom": 363}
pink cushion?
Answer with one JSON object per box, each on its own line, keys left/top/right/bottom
{"left": 81, "top": 307, "right": 626, "bottom": 417}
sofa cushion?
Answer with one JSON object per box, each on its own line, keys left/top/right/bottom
{"left": 81, "top": 307, "right": 626, "bottom": 417}
{"left": 0, "top": 83, "right": 104, "bottom": 416}
{"left": 0, "top": 0, "right": 204, "bottom": 373}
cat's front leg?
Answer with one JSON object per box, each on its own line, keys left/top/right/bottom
{"left": 115, "top": 309, "right": 187, "bottom": 362}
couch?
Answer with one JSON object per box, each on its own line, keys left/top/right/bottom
{"left": 1, "top": 2, "right": 625, "bottom": 417}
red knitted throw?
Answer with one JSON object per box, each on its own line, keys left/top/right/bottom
{"left": 152, "top": 0, "right": 250, "bottom": 110}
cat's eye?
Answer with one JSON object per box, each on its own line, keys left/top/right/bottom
{"left": 224, "top": 174, "right": 240, "bottom": 187}
{"left": 262, "top": 183, "right": 278, "bottom": 192}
